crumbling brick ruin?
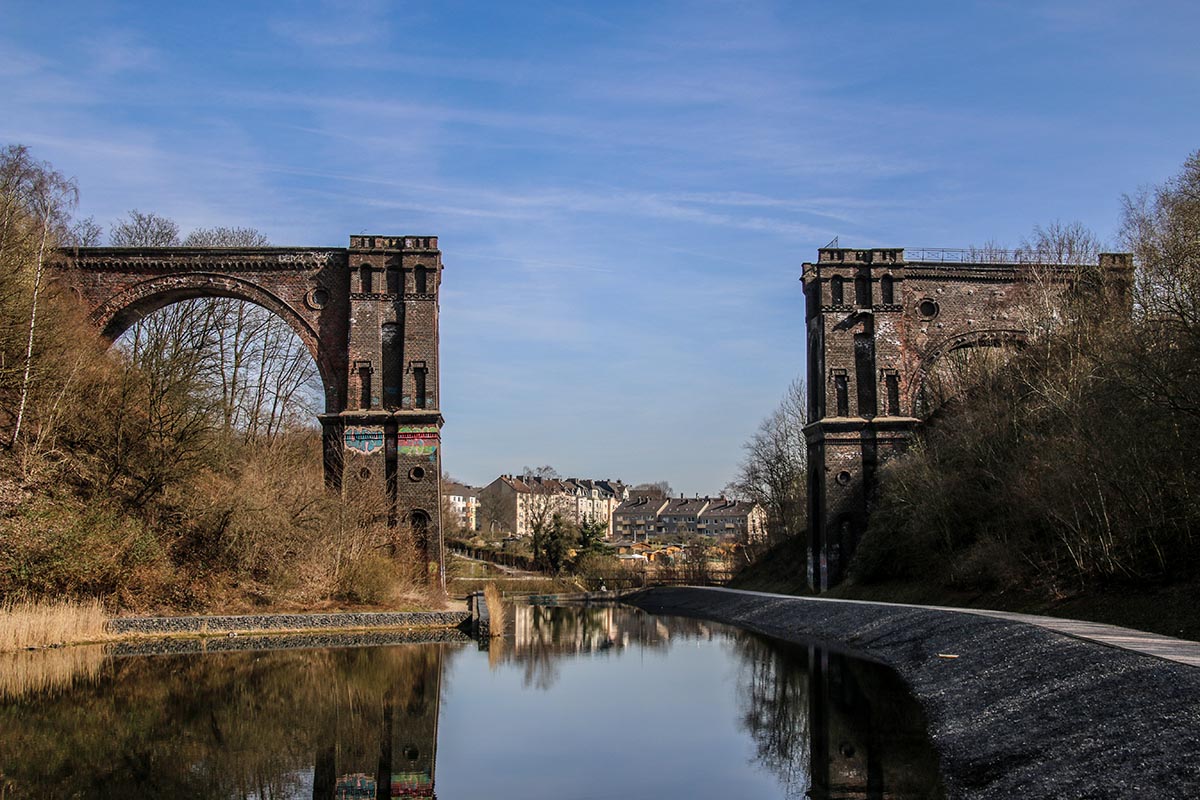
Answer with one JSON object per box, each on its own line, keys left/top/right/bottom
{"left": 802, "top": 247, "right": 1133, "bottom": 591}
{"left": 50, "top": 235, "right": 446, "bottom": 584}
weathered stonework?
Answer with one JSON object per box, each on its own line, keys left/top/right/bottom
{"left": 802, "top": 247, "right": 1133, "bottom": 591}
{"left": 49, "top": 235, "right": 446, "bottom": 585}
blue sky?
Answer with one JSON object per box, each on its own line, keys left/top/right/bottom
{"left": 2, "top": 0, "right": 1197, "bottom": 493}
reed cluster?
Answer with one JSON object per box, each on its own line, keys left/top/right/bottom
{"left": 0, "top": 598, "right": 109, "bottom": 651}
{"left": 0, "top": 644, "right": 106, "bottom": 700}
{"left": 483, "top": 582, "right": 505, "bottom": 638}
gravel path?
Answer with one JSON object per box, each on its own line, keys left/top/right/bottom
{"left": 626, "top": 586, "right": 1200, "bottom": 800}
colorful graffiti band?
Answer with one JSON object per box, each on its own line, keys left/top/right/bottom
{"left": 398, "top": 424, "right": 440, "bottom": 461}
{"left": 343, "top": 427, "right": 385, "bottom": 455}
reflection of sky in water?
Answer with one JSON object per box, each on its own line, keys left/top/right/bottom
{"left": 0, "top": 606, "right": 942, "bottom": 799}
{"left": 438, "top": 631, "right": 783, "bottom": 799}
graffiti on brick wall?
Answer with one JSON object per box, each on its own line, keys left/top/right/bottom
{"left": 344, "top": 426, "right": 385, "bottom": 455}
{"left": 398, "top": 424, "right": 439, "bottom": 461}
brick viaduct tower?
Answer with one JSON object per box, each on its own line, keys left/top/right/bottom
{"left": 802, "top": 246, "right": 1132, "bottom": 591}
{"left": 49, "top": 234, "right": 446, "bottom": 584}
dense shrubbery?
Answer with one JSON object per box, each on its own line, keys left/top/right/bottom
{"left": 853, "top": 152, "right": 1200, "bottom": 597}
{"left": 0, "top": 145, "right": 434, "bottom": 611}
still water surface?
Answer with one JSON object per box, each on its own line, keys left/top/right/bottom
{"left": 0, "top": 604, "right": 944, "bottom": 799}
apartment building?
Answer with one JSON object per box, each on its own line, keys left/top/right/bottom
{"left": 442, "top": 481, "right": 480, "bottom": 533}
{"left": 478, "top": 474, "right": 629, "bottom": 537}
{"left": 613, "top": 496, "right": 767, "bottom": 543}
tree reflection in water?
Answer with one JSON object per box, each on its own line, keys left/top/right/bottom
{"left": 735, "top": 633, "right": 812, "bottom": 796}
{"left": 0, "top": 606, "right": 944, "bottom": 799}
{"left": 0, "top": 644, "right": 451, "bottom": 799}
{"left": 734, "top": 633, "right": 946, "bottom": 800}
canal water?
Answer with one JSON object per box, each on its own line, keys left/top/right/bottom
{"left": 0, "top": 604, "right": 944, "bottom": 799}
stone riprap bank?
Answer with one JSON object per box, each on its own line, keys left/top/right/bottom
{"left": 626, "top": 586, "right": 1200, "bottom": 800}
{"left": 108, "top": 610, "right": 469, "bottom": 636}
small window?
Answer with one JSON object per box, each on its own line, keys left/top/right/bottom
{"left": 413, "top": 364, "right": 428, "bottom": 409}
{"left": 885, "top": 372, "right": 900, "bottom": 415}
{"left": 359, "top": 264, "right": 373, "bottom": 294}
{"left": 830, "top": 276, "right": 844, "bottom": 305}
{"left": 881, "top": 275, "right": 895, "bottom": 305}
{"left": 415, "top": 265, "right": 428, "bottom": 294}
{"left": 834, "top": 372, "right": 849, "bottom": 417}
{"left": 358, "top": 363, "right": 373, "bottom": 409}
{"left": 855, "top": 274, "right": 871, "bottom": 307}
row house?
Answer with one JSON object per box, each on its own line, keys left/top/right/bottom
{"left": 613, "top": 496, "right": 767, "bottom": 543}
{"left": 478, "top": 474, "right": 629, "bottom": 538}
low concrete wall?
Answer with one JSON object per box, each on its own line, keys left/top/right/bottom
{"left": 626, "top": 586, "right": 1200, "bottom": 800}
{"left": 108, "top": 610, "right": 470, "bottom": 636}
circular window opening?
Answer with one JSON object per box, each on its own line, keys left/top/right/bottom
{"left": 358, "top": 467, "right": 372, "bottom": 480}
{"left": 306, "top": 287, "right": 330, "bottom": 309}
{"left": 917, "top": 298, "right": 940, "bottom": 319}
{"left": 836, "top": 470, "right": 852, "bottom": 486}
{"left": 408, "top": 466, "right": 426, "bottom": 482}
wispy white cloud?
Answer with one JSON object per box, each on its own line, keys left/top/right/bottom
{"left": 83, "top": 29, "right": 161, "bottom": 76}
{"left": 268, "top": 0, "right": 394, "bottom": 48}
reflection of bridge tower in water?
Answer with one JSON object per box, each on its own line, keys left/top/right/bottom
{"left": 805, "top": 647, "right": 943, "bottom": 799}
{"left": 311, "top": 647, "right": 443, "bottom": 800}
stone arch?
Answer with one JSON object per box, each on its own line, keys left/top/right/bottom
{"left": 909, "top": 328, "right": 1026, "bottom": 417}
{"left": 91, "top": 273, "right": 339, "bottom": 413}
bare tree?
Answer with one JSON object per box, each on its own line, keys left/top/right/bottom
{"left": 632, "top": 481, "right": 673, "bottom": 498}
{"left": 109, "top": 210, "right": 180, "bottom": 247}
{"left": 1122, "top": 151, "right": 1200, "bottom": 421}
{"left": 65, "top": 216, "right": 103, "bottom": 247}
{"left": 10, "top": 156, "right": 77, "bottom": 448}
{"left": 726, "top": 379, "right": 807, "bottom": 546}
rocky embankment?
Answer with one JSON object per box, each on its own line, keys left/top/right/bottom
{"left": 626, "top": 586, "right": 1200, "bottom": 800}
{"left": 108, "top": 610, "right": 470, "bottom": 636}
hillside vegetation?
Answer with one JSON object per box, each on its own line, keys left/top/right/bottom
{"left": 853, "top": 152, "right": 1200, "bottom": 602}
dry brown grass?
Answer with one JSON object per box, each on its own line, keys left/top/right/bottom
{"left": 0, "top": 597, "right": 109, "bottom": 651}
{"left": 0, "top": 644, "right": 106, "bottom": 700}
{"left": 483, "top": 582, "right": 505, "bottom": 638}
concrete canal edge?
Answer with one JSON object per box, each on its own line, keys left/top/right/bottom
{"left": 107, "top": 610, "right": 471, "bottom": 637}
{"left": 625, "top": 586, "right": 1200, "bottom": 800}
